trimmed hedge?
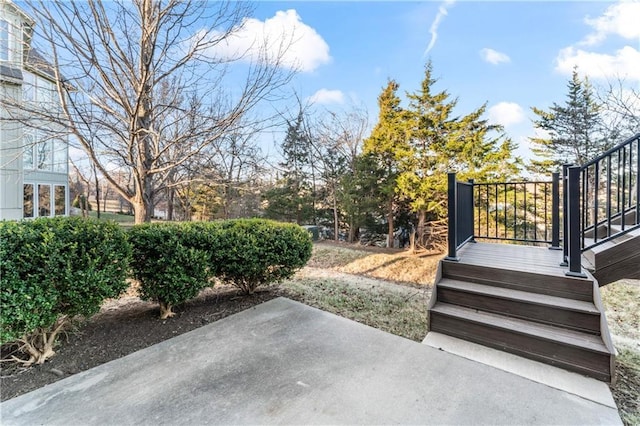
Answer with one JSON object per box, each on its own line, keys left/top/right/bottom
{"left": 128, "top": 223, "right": 211, "bottom": 319}
{"left": 128, "top": 220, "right": 313, "bottom": 316}
{"left": 212, "top": 219, "right": 313, "bottom": 294}
{"left": 0, "top": 217, "right": 131, "bottom": 362}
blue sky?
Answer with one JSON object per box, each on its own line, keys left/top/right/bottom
{"left": 234, "top": 1, "right": 640, "bottom": 162}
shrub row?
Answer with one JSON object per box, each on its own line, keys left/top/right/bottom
{"left": 1, "top": 217, "right": 312, "bottom": 361}
{"left": 130, "top": 219, "right": 312, "bottom": 318}
{"left": 0, "top": 217, "right": 130, "bottom": 363}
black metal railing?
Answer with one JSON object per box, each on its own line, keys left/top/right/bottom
{"left": 576, "top": 132, "right": 640, "bottom": 251}
{"left": 473, "top": 176, "right": 559, "bottom": 245}
{"left": 446, "top": 172, "right": 561, "bottom": 260}
{"left": 447, "top": 133, "right": 640, "bottom": 277}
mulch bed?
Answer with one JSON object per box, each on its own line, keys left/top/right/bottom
{"left": 0, "top": 286, "right": 279, "bottom": 401}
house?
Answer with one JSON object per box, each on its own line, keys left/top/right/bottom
{"left": 0, "top": 0, "right": 68, "bottom": 220}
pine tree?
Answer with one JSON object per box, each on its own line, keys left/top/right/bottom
{"left": 363, "top": 80, "right": 410, "bottom": 245}
{"left": 400, "top": 62, "right": 518, "bottom": 247}
{"left": 263, "top": 112, "right": 314, "bottom": 224}
{"left": 338, "top": 153, "right": 386, "bottom": 243}
{"left": 530, "top": 68, "right": 611, "bottom": 174}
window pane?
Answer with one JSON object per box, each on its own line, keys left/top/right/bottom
{"left": 37, "top": 140, "right": 52, "bottom": 170}
{"left": 37, "top": 77, "right": 53, "bottom": 104}
{"left": 0, "top": 20, "right": 8, "bottom": 62}
{"left": 23, "top": 131, "right": 34, "bottom": 169}
{"left": 23, "top": 184, "right": 34, "bottom": 218}
{"left": 23, "top": 72, "right": 35, "bottom": 102}
{"left": 53, "top": 139, "right": 67, "bottom": 173}
{"left": 38, "top": 184, "right": 51, "bottom": 217}
{"left": 55, "top": 185, "right": 66, "bottom": 216}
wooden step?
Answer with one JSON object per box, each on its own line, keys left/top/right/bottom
{"left": 436, "top": 279, "right": 601, "bottom": 333}
{"left": 429, "top": 303, "right": 613, "bottom": 381}
{"left": 442, "top": 261, "right": 594, "bottom": 301}
{"left": 583, "top": 226, "right": 640, "bottom": 269}
{"left": 593, "top": 251, "right": 640, "bottom": 286}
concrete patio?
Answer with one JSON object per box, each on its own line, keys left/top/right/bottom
{"left": 0, "top": 298, "right": 622, "bottom": 425}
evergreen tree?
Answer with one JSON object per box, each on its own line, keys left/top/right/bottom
{"left": 263, "top": 112, "right": 314, "bottom": 224}
{"left": 530, "top": 68, "right": 611, "bottom": 174}
{"left": 363, "top": 80, "right": 411, "bottom": 245}
{"left": 339, "top": 153, "right": 386, "bottom": 243}
{"left": 400, "top": 62, "right": 518, "bottom": 247}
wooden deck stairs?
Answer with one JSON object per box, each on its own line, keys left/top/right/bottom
{"left": 582, "top": 209, "right": 640, "bottom": 286}
{"left": 429, "top": 133, "right": 639, "bottom": 383}
{"left": 427, "top": 243, "right": 617, "bottom": 382}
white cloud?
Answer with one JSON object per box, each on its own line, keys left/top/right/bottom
{"left": 308, "top": 89, "right": 345, "bottom": 105}
{"left": 488, "top": 102, "right": 526, "bottom": 127}
{"left": 424, "top": 0, "right": 455, "bottom": 56}
{"left": 556, "top": 45, "right": 640, "bottom": 81}
{"left": 581, "top": 2, "right": 640, "bottom": 46}
{"left": 480, "top": 48, "right": 511, "bottom": 65}
{"left": 205, "top": 10, "right": 330, "bottom": 72}
{"left": 555, "top": 2, "right": 640, "bottom": 82}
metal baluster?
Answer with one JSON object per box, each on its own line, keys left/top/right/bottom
{"left": 607, "top": 155, "right": 612, "bottom": 237}
{"left": 622, "top": 145, "right": 627, "bottom": 229}
{"left": 583, "top": 161, "right": 600, "bottom": 246}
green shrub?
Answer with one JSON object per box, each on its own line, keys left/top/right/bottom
{"left": 129, "top": 223, "right": 210, "bottom": 319}
{"left": 0, "top": 217, "right": 131, "bottom": 364}
{"left": 128, "top": 219, "right": 312, "bottom": 316}
{"left": 213, "top": 219, "right": 312, "bottom": 294}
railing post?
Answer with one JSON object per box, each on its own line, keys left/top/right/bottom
{"left": 566, "top": 166, "right": 587, "bottom": 278}
{"left": 550, "top": 172, "right": 561, "bottom": 250}
{"left": 560, "top": 164, "right": 570, "bottom": 266}
{"left": 468, "top": 179, "right": 475, "bottom": 243}
{"left": 446, "top": 172, "right": 459, "bottom": 261}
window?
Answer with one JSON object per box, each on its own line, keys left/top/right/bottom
{"left": 23, "top": 72, "right": 35, "bottom": 102}
{"left": 36, "top": 78, "right": 53, "bottom": 104}
{"left": 38, "top": 184, "right": 51, "bottom": 217}
{"left": 0, "top": 19, "right": 9, "bottom": 62}
{"left": 23, "top": 183, "right": 67, "bottom": 218}
{"left": 23, "top": 131, "right": 34, "bottom": 169}
{"left": 53, "top": 139, "right": 67, "bottom": 173}
{"left": 37, "top": 139, "right": 52, "bottom": 170}
{"left": 54, "top": 185, "right": 66, "bottom": 216}
{"left": 23, "top": 184, "right": 34, "bottom": 218}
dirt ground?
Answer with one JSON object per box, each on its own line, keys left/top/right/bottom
{"left": 0, "top": 286, "right": 279, "bottom": 401}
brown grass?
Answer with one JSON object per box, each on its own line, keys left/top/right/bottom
{"left": 311, "top": 242, "right": 444, "bottom": 286}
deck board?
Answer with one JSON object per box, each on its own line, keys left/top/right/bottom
{"left": 455, "top": 242, "right": 576, "bottom": 278}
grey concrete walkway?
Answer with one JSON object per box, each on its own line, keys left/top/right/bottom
{"left": 0, "top": 298, "right": 622, "bottom": 425}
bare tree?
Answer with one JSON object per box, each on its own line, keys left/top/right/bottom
{"left": 19, "top": 0, "right": 295, "bottom": 223}
{"left": 69, "top": 159, "right": 91, "bottom": 217}
{"left": 598, "top": 78, "right": 640, "bottom": 140}
{"left": 310, "top": 104, "right": 369, "bottom": 241}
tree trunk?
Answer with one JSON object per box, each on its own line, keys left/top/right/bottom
{"left": 167, "top": 187, "right": 174, "bottom": 221}
{"left": 133, "top": 199, "right": 147, "bottom": 224}
{"left": 132, "top": 176, "right": 154, "bottom": 223}
{"left": 416, "top": 209, "right": 426, "bottom": 248}
{"left": 94, "top": 173, "right": 101, "bottom": 219}
{"left": 132, "top": 0, "right": 155, "bottom": 225}
{"left": 333, "top": 191, "right": 339, "bottom": 242}
{"left": 348, "top": 221, "right": 356, "bottom": 243}
{"left": 387, "top": 199, "right": 394, "bottom": 248}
